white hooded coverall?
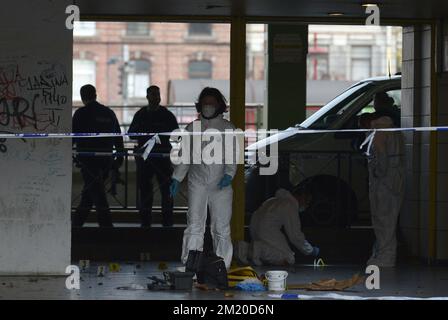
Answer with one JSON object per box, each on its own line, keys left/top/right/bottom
{"left": 248, "top": 189, "right": 313, "bottom": 265}
{"left": 172, "top": 114, "right": 238, "bottom": 269}
{"left": 367, "top": 116, "right": 405, "bottom": 267}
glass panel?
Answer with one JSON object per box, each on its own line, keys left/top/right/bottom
{"left": 126, "top": 22, "right": 149, "bottom": 36}
{"left": 188, "top": 23, "right": 212, "bottom": 36}
{"left": 188, "top": 60, "right": 212, "bottom": 79}
{"left": 72, "top": 59, "right": 96, "bottom": 101}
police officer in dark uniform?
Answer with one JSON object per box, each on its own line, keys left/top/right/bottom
{"left": 72, "top": 84, "right": 124, "bottom": 227}
{"left": 128, "top": 85, "right": 179, "bottom": 227}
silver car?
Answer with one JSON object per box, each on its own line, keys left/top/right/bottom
{"left": 246, "top": 75, "right": 401, "bottom": 227}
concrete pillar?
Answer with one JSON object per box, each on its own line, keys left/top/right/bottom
{"left": 436, "top": 62, "right": 448, "bottom": 261}
{"left": 0, "top": 0, "right": 73, "bottom": 274}
{"left": 229, "top": 17, "right": 246, "bottom": 241}
{"left": 266, "top": 25, "right": 308, "bottom": 130}
{"left": 400, "top": 25, "right": 434, "bottom": 261}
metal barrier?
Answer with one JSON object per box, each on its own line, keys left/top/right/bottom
{"left": 283, "top": 149, "right": 370, "bottom": 226}
{"left": 245, "top": 148, "right": 371, "bottom": 227}
{"left": 72, "top": 146, "right": 370, "bottom": 228}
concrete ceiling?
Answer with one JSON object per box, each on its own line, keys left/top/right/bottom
{"left": 76, "top": 0, "right": 448, "bottom": 22}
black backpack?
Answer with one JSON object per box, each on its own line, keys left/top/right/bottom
{"left": 186, "top": 250, "right": 228, "bottom": 290}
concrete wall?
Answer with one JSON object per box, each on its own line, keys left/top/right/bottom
{"left": 0, "top": 0, "right": 72, "bottom": 274}
{"left": 436, "top": 72, "right": 448, "bottom": 260}
{"left": 266, "top": 25, "right": 308, "bottom": 130}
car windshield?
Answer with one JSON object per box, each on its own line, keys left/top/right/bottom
{"left": 299, "top": 81, "right": 374, "bottom": 129}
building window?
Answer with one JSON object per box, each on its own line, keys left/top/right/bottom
{"left": 188, "top": 60, "right": 212, "bottom": 79}
{"left": 188, "top": 23, "right": 212, "bottom": 36}
{"left": 73, "top": 59, "right": 96, "bottom": 101}
{"left": 351, "top": 46, "right": 371, "bottom": 81}
{"left": 127, "top": 60, "right": 151, "bottom": 99}
{"left": 73, "top": 22, "right": 96, "bottom": 37}
{"left": 126, "top": 22, "right": 150, "bottom": 36}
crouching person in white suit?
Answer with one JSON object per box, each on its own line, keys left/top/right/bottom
{"left": 235, "top": 187, "right": 320, "bottom": 266}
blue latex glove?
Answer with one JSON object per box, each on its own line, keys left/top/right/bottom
{"left": 311, "top": 246, "right": 320, "bottom": 258}
{"left": 170, "top": 179, "right": 180, "bottom": 197}
{"left": 217, "top": 174, "right": 233, "bottom": 189}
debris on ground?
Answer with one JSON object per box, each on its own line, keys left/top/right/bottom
{"left": 109, "top": 263, "right": 121, "bottom": 272}
{"left": 235, "top": 278, "right": 266, "bottom": 292}
{"left": 116, "top": 284, "right": 146, "bottom": 290}
{"left": 313, "top": 258, "right": 326, "bottom": 268}
{"left": 158, "top": 262, "right": 168, "bottom": 270}
{"left": 194, "top": 283, "right": 220, "bottom": 291}
{"left": 288, "top": 274, "right": 364, "bottom": 291}
{"left": 97, "top": 266, "right": 106, "bottom": 277}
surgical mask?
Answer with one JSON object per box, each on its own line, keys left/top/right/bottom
{"left": 298, "top": 206, "right": 307, "bottom": 214}
{"left": 202, "top": 104, "right": 218, "bottom": 119}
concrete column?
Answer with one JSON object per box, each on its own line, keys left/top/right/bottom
{"left": 400, "top": 25, "right": 434, "bottom": 260}
{"left": 0, "top": 0, "right": 73, "bottom": 274}
{"left": 229, "top": 17, "right": 246, "bottom": 241}
{"left": 266, "top": 25, "right": 308, "bottom": 130}
{"left": 436, "top": 64, "right": 448, "bottom": 260}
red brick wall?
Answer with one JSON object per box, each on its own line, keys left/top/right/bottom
{"left": 73, "top": 22, "right": 231, "bottom": 107}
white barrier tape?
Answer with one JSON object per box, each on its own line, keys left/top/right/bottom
{"left": 73, "top": 151, "right": 170, "bottom": 157}
{"left": 142, "top": 134, "right": 161, "bottom": 161}
{"left": 1, "top": 126, "right": 448, "bottom": 139}
{"left": 269, "top": 293, "right": 448, "bottom": 300}
{"left": 359, "top": 130, "right": 377, "bottom": 156}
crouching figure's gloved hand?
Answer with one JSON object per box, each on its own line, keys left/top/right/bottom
{"left": 311, "top": 246, "right": 320, "bottom": 258}
{"left": 217, "top": 174, "right": 233, "bottom": 189}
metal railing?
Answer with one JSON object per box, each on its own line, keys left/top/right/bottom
{"left": 72, "top": 146, "right": 370, "bottom": 227}
{"left": 245, "top": 148, "right": 371, "bottom": 227}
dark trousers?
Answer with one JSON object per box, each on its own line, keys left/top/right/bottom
{"left": 74, "top": 160, "right": 113, "bottom": 227}
{"left": 136, "top": 157, "right": 173, "bottom": 226}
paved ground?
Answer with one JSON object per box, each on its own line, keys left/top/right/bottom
{"left": 1, "top": 261, "right": 448, "bottom": 300}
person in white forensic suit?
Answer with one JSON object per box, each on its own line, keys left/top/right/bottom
{"left": 235, "top": 187, "right": 320, "bottom": 266}
{"left": 361, "top": 113, "right": 405, "bottom": 267}
{"left": 169, "top": 87, "right": 239, "bottom": 269}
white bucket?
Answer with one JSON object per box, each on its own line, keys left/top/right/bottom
{"left": 265, "top": 270, "right": 288, "bottom": 291}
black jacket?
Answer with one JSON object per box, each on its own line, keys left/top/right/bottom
{"left": 72, "top": 101, "right": 124, "bottom": 163}
{"left": 128, "top": 106, "right": 179, "bottom": 154}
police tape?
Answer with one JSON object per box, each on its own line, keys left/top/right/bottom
{"left": 74, "top": 151, "right": 170, "bottom": 158}
{"left": 2, "top": 125, "right": 448, "bottom": 139}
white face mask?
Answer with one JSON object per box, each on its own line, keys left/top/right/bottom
{"left": 202, "top": 104, "right": 217, "bottom": 119}
{"left": 298, "top": 206, "right": 307, "bottom": 213}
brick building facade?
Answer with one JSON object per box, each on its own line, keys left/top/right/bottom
{"left": 73, "top": 22, "right": 235, "bottom": 107}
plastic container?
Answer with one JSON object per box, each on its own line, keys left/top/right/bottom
{"left": 265, "top": 270, "right": 288, "bottom": 291}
